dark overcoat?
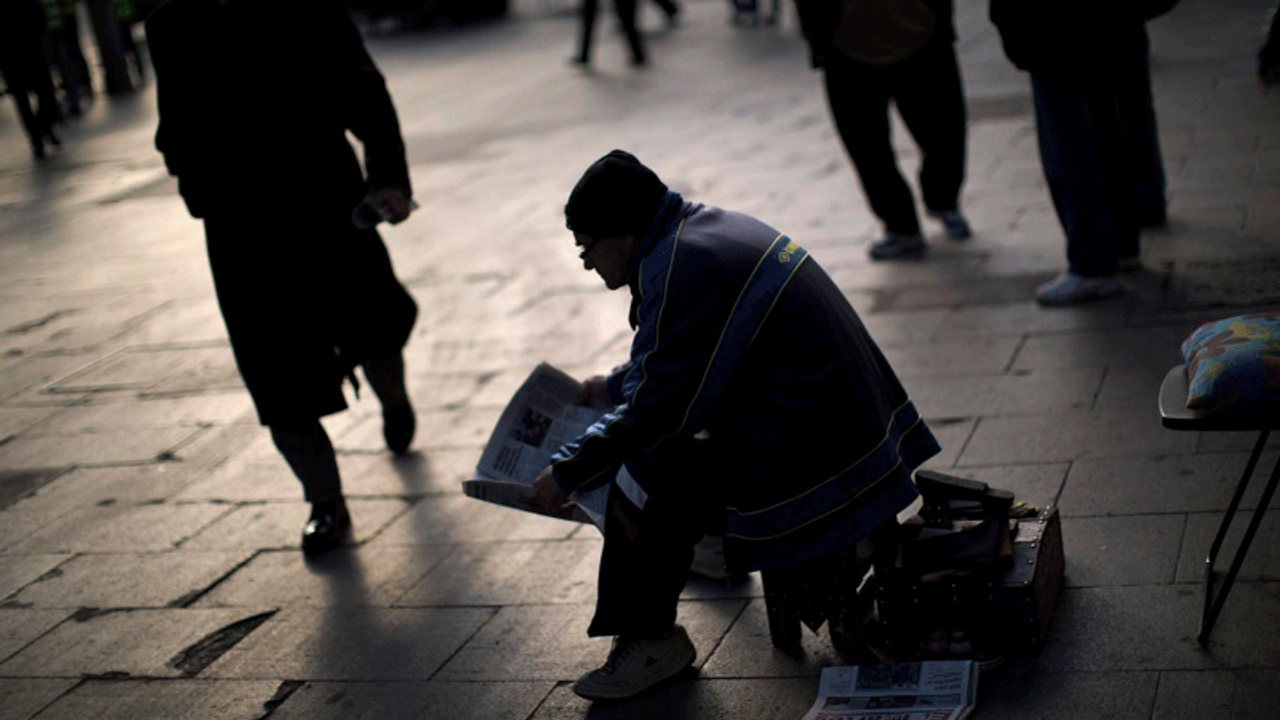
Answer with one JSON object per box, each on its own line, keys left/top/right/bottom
{"left": 147, "top": 0, "right": 417, "bottom": 425}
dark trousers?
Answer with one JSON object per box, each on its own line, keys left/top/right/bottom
{"left": 1121, "top": 26, "right": 1167, "bottom": 224}
{"left": 822, "top": 39, "right": 968, "bottom": 236}
{"left": 588, "top": 441, "right": 720, "bottom": 638}
{"left": 1, "top": 40, "right": 60, "bottom": 150}
{"left": 1032, "top": 75, "right": 1145, "bottom": 277}
{"left": 577, "top": 0, "right": 645, "bottom": 65}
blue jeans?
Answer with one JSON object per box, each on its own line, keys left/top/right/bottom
{"left": 1031, "top": 34, "right": 1152, "bottom": 277}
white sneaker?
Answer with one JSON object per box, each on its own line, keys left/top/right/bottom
{"left": 868, "top": 231, "right": 926, "bottom": 260}
{"left": 572, "top": 625, "right": 697, "bottom": 701}
{"left": 1035, "top": 271, "right": 1123, "bottom": 306}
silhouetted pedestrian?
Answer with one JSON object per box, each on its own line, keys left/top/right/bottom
{"left": 2, "top": 0, "right": 62, "bottom": 159}
{"left": 796, "top": 0, "right": 971, "bottom": 260}
{"left": 990, "top": 0, "right": 1175, "bottom": 305}
{"left": 574, "top": 0, "right": 646, "bottom": 68}
{"left": 147, "top": 0, "right": 420, "bottom": 555}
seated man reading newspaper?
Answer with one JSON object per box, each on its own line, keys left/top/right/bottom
{"left": 531, "top": 150, "right": 941, "bottom": 702}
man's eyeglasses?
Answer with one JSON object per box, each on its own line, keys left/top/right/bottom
{"left": 578, "top": 236, "right": 604, "bottom": 260}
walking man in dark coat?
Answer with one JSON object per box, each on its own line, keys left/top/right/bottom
{"left": 147, "top": 0, "right": 419, "bottom": 554}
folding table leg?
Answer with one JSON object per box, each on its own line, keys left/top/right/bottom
{"left": 1200, "top": 430, "right": 1280, "bottom": 644}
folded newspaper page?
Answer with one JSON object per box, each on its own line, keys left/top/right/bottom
{"left": 464, "top": 362, "right": 647, "bottom": 532}
{"left": 801, "top": 661, "right": 978, "bottom": 720}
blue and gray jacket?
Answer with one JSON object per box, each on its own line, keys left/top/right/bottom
{"left": 551, "top": 193, "right": 940, "bottom": 572}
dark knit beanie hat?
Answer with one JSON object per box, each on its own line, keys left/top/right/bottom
{"left": 564, "top": 150, "right": 668, "bottom": 237}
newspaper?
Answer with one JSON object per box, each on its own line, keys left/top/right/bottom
{"left": 464, "top": 363, "right": 646, "bottom": 531}
{"left": 801, "top": 661, "right": 978, "bottom": 720}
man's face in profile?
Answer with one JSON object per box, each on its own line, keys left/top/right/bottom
{"left": 575, "top": 231, "right": 633, "bottom": 290}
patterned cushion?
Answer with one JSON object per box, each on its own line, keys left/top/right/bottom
{"left": 1181, "top": 312, "right": 1280, "bottom": 414}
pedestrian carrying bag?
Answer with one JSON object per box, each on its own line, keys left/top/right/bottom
{"left": 831, "top": 0, "right": 937, "bottom": 65}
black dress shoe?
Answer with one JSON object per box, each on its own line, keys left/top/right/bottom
{"left": 382, "top": 403, "right": 416, "bottom": 455}
{"left": 302, "top": 501, "right": 351, "bottom": 556}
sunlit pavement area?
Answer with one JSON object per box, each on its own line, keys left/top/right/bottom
{"left": 4, "top": 0, "right": 1280, "bottom": 717}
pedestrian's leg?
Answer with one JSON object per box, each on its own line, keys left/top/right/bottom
{"left": 1031, "top": 72, "right": 1127, "bottom": 305}
{"left": 6, "top": 82, "right": 45, "bottom": 158}
{"left": 653, "top": 0, "right": 680, "bottom": 24}
{"left": 1031, "top": 73, "right": 1121, "bottom": 278}
{"left": 896, "top": 42, "right": 968, "bottom": 218}
{"left": 270, "top": 420, "right": 350, "bottom": 555}
{"left": 823, "top": 57, "right": 921, "bottom": 237}
{"left": 576, "top": 0, "right": 599, "bottom": 64}
{"left": 1118, "top": 25, "right": 1167, "bottom": 226}
{"left": 363, "top": 353, "right": 415, "bottom": 454}
{"left": 615, "top": 0, "right": 647, "bottom": 66}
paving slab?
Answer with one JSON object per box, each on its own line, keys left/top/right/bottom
{"left": 435, "top": 599, "right": 743, "bottom": 682}
{"left": 178, "top": 499, "right": 408, "bottom": 552}
{"left": 367, "top": 494, "right": 583, "bottom": 545}
{"left": 529, "top": 678, "right": 818, "bottom": 720}
{"left": 1153, "top": 669, "right": 1280, "bottom": 720}
{"left": 0, "top": 610, "right": 70, "bottom": 664}
{"left": 394, "top": 538, "right": 601, "bottom": 606}
{"left": 0, "top": 408, "right": 61, "bottom": 441}
{"left": 0, "top": 427, "right": 204, "bottom": 471}
{"left": 0, "top": 556, "right": 71, "bottom": 601}
{"left": 0, "top": 510, "right": 71, "bottom": 553}
{"left": 1175, "top": 511, "right": 1280, "bottom": 583}
{"left": 268, "top": 680, "right": 554, "bottom": 720}
{"left": 194, "top": 545, "right": 454, "bottom": 608}
{"left": 1059, "top": 452, "right": 1280, "bottom": 517}
{"left": 1034, "top": 583, "right": 1280, "bottom": 672}
{"left": 27, "top": 679, "right": 287, "bottom": 720}
{"left": 960, "top": 410, "right": 1192, "bottom": 465}
{"left": 4, "top": 462, "right": 213, "bottom": 515}
{"left": 7, "top": 551, "right": 250, "bottom": 609}
{"left": 0, "top": 607, "right": 271, "bottom": 678}
{"left": 202, "top": 606, "right": 495, "bottom": 681}
{"left": 22, "top": 394, "right": 252, "bottom": 435}
{"left": 1060, "top": 514, "right": 1185, "bottom": 587}
{"left": 340, "top": 450, "right": 473, "bottom": 497}
{"left": 907, "top": 366, "right": 1105, "bottom": 418}
{"left": 4, "top": 503, "right": 232, "bottom": 555}
{"left": 975, "top": 669, "right": 1159, "bottom": 720}
{"left": 699, "top": 599, "right": 859, "bottom": 679}
{"left": 0, "top": 679, "right": 77, "bottom": 720}
{"left": 879, "top": 337, "right": 1021, "bottom": 378}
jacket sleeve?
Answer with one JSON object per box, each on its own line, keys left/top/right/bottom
{"left": 324, "top": 0, "right": 412, "bottom": 192}
{"left": 550, "top": 238, "right": 739, "bottom": 492}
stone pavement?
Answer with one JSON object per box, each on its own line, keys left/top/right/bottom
{"left": 3, "top": 0, "right": 1280, "bottom": 717}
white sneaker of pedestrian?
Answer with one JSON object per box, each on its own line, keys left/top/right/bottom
{"left": 867, "top": 231, "right": 926, "bottom": 260}
{"left": 572, "top": 625, "right": 697, "bottom": 701}
{"left": 1036, "top": 271, "right": 1123, "bottom": 306}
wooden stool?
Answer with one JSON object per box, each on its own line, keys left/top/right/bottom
{"left": 1159, "top": 364, "right": 1280, "bottom": 644}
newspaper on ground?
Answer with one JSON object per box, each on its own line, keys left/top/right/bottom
{"left": 801, "top": 661, "right": 978, "bottom": 720}
{"left": 463, "top": 362, "right": 647, "bottom": 532}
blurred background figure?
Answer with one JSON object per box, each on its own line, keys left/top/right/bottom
{"left": 795, "top": 0, "right": 971, "bottom": 260}
{"left": 41, "top": 0, "right": 93, "bottom": 117}
{"left": 2, "top": 0, "right": 63, "bottom": 160}
{"left": 574, "top": 0, "right": 646, "bottom": 67}
{"left": 114, "top": 0, "right": 147, "bottom": 86}
{"left": 1259, "top": 2, "right": 1280, "bottom": 84}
